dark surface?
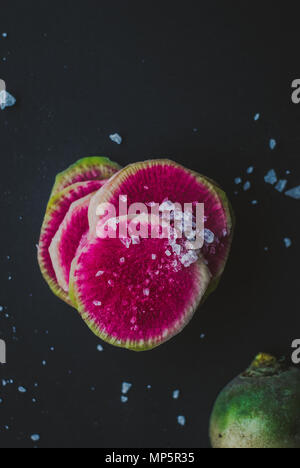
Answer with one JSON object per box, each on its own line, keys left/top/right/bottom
{"left": 0, "top": 1, "right": 299, "bottom": 448}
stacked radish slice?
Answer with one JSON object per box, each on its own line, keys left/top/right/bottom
{"left": 38, "top": 157, "right": 234, "bottom": 351}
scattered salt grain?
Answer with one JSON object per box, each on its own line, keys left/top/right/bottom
{"left": 97, "top": 344, "right": 104, "bottom": 352}
{"left": 143, "top": 288, "right": 150, "bottom": 297}
{"left": 18, "top": 386, "right": 27, "bottom": 393}
{"left": 31, "top": 434, "right": 40, "bottom": 442}
{"left": 243, "top": 181, "right": 251, "bottom": 191}
{"left": 121, "top": 396, "right": 128, "bottom": 403}
{"left": 204, "top": 229, "right": 215, "bottom": 244}
{"left": 109, "top": 133, "right": 122, "bottom": 145}
{"left": 131, "top": 235, "right": 140, "bottom": 245}
{"left": 284, "top": 238, "right": 292, "bottom": 248}
{"left": 0, "top": 90, "right": 16, "bottom": 110}
{"left": 151, "top": 254, "right": 157, "bottom": 260}
{"left": 247, "top": 166, "right": 254, "bottom": 174}
{"left": 177, "top": 416, "right": 186, "bottom": 427}
{"left": 173, "top": 390, "right": 180, "bottom": 400}
{"left": 251, "top": 200, "right": 258, "bottom": 205}
{"left": 285, "top": 186, "right": 300, "bottom": 200}
{"left": 96, "top": 270, "right": 104, "bottom": 277}
{"left": 254, "top": 113, "right": 260, "bottom": 121}
{"left": 122, "top": 382, "right": 132, "bottom": 395}
{"left": 264, "top": 169, "right": 277, "bottom": 185}
{"left": 234, "top": 177, "right": 242, "bottom": 185}
{"left": 2, "top": 33, "right": 7, "bottom": 38}
{"left": 120, "top": 238, "right": 132, "bottom": 249}
{"left": 93, "top": 301, "right": 102, "bottom": 307}
{"left": 269, "top": 139, "right": 277, "bottom": 150}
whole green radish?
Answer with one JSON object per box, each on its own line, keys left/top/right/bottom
{"left": 210, "top": 353, "right": 300, "bottom": 448}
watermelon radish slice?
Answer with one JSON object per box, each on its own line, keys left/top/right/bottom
{"left": 88, "top": 159, "right": 234, "bottom": 289}
{"left": 49, "top": 192, "right": 95, "bottom": 295}
{"left": 38, "top": 180, "right": 104, "bottom": 304}
{"left": 50, "top": 156, "right": 121, "bottom": 199}
{"left": 70, "top": 216, "right": 211, "bottom": 351}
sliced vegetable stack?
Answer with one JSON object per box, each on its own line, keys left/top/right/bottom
{"left": 38, "top": 157, "right": 234, "bottom": 351}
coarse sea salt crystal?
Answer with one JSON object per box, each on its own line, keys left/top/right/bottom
{"left": 143, "top": 288, "right": 150, "bottom": 296}
{"left": 122, "top": 382, "right": 132, "bottom": 394}
{"left": 159, "top": 200, "right": 174, "bottom": 211}
{"left": 284, "top": 238, "right": 292, "bottom": 248}
{"left": 180, "top": 250, "right": 198, "bottom": 268}
{"left": 173, "top": 390, "right": 180, "bottom": 399}
{"left": 109, "top": 133, "right": 122, "bottom": 145}
{"left": 177, "top": 415, "right": 186, "bottom": 426}
{"left": 275, "top": 180, "right": 287, "bottom": 193}
{"left": 151, "top": 254, "right": 157, "bottom": 260}
{"left": 0, "top": 90, "right": 16, "bottom": 110}
{"left": 96, "top": 270, "right": 104, "bottom": 277}
{"left": 285, "top": 186, "right": 300, "bottom": 200}
{"left": 264, "top": 169, "right": 277, "bottom": 185}
{"left": 204, "top": 228, "right": 215, "bottom": 244}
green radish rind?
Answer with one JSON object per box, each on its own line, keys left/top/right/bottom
{"left": 210, "top": 354, "right": 300, "bottom": 448}
{"left": 38, "top": 180, "right": 104, "bottom": 305}
{"left": 49, "top": 156, "right": 121, "bottom": 201}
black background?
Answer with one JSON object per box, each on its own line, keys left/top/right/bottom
{"left": 0, "top": 1, "right": 300, "bottom": 448}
